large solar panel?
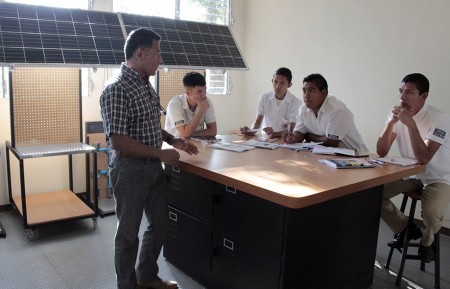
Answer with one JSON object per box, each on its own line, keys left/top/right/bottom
{"left": 120, "top": 13, "right": 246, "bottom": 69}
{"left": 0, "top": 2, "right": 247, "bottom": 69}
{"left": 0, "top": 2, "right": 124, "bottom": 65}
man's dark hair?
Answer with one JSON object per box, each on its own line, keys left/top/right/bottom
{"left": 274, "top": 67, "right": 292, "bottom": 83}
{"left": 183, "top": 72, "right": 206, "bottom": 87}
{"left": 303, "top": 73, "right": 328, "bottom": 91}
{"left": 124, "top": 28, "right": 161, "bottom": 60}
{"left": 402, "top": 73, "right": 430, "bottom": 95}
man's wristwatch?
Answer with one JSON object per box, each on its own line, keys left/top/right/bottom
{"left": 166, "top": 135, "right": 175, "bottom": 145}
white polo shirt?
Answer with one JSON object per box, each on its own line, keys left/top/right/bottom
{"left": 391, "top": 104, "right": 450, "bottom": 185}
{"left": 165, "top": 94, "right": 216, "bottom": 137}
{"left": 256, "top": 90, "right": 301, "bottom": 131}
{"left": 293, "top": 95, "right": 367, "bottom": 150}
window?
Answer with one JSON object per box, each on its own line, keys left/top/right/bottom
{"left": 3, "top": 0, "right": 90, "bottom": 97}
{"left": 0, "top": 67, "right": 9, "bottom": 99}
{"left": 113, "top": 0, "right": 232, "bottom": 95}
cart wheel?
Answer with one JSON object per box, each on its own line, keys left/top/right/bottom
{"left": 25, "top": 229, "right": 39, "bottom": 240}
{"left": 92, "top": 217, "right": 98, "bottom": 229}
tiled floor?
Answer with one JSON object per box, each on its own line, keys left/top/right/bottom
{"left": 0, "top": 209, "right": 448, "bottom": 289}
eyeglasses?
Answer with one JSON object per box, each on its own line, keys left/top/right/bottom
{"left": 159, "top": 104, "right": 167, "bottom": 116}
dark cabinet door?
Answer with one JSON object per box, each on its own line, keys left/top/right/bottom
{"left": 165, "top": 165, "right": 213, "bottom": 223}
{"left": 164, "top": 206, "right": 212, "bottom": 282}
{"left": 213, "top": 183, "right": 285, "bottom": 256}
{"left": 212, "top": 231, "right": 282, "bottom": 289}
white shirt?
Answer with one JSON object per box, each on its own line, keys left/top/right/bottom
{"left": 256, "top": 90, "right": 301, "bottom": 131}
{"left": 165, "top": 94, "right": 216, "bottom": 137}
{"left": 293, "top": 95, "right": 367, "bottom": 150}
{"left": 392, "top": 104, "right": 450, "bottom": 185}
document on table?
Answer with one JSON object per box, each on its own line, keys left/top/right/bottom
{"left": 377, "top": 156, "right": 417, "bottom": 166}
{"left": 208, "top": 142, "right": 256, "bottom": 152}
{"left": 278, "top": 142, "right": 322, "bottom": 151}
{"left": 241, "top": 140, "right": 279, "bottom": 150}
{"left": 312, "top": 144, "right": 369, "bottom": 157}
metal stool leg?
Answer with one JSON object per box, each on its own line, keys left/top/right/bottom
{"left": 385, "top": 194, "right": 409, "bottom": 269}
{"left": 434, "top": 232, "right": 440, "bottom": 289}
{"left": 395, "top": 198, "right": 417, "bottom": 286}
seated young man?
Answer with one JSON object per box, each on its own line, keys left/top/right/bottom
{"left": 165, "top": 72, "right": 217, "bottom": 139}
{"left": 377, "top": 73, "right": 450, "bottom": 262}
{"left": 240, "top": 67, "right": 301, "bottom": 138}
{"left": 284, "top": 73, "right": 367, "bottom": 151}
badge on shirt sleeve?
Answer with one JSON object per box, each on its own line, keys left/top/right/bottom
{"left": 433, "top": 128, "right": 446, "bottom": 139}
{"left": 327, "top": 134, "right": 339, "bottom": 140}
{"left": 175, "top": 120, "right": 185, "bottom": 126}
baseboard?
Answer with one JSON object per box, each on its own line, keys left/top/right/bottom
{"left": 0, "top": 204, "right": 12, "bottom": 212}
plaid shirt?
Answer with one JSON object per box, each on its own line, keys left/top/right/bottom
{"left": 100, "top": 63, "right": 163, "bottom": 149}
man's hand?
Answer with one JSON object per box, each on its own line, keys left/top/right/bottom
{"left": 172, "top": 138, "right": 199, "bottom": 155}
{"left": 240, "top": 126, "right": 257, "bottom": 136}
{"left": 391, "top": 105, "right": 414, "bottom": 127}
{"left": 196, "top": 98, "right": 210, "bottom": 113}
{"left": 159, "top": 149, "right": 181, "bottom": 165}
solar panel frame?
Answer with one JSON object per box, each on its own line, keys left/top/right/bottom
{"left": 0, "top": 2, "right": 247, "bottom": 69}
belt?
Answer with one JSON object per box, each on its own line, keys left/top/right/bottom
{"left": 114, "top": 150, "right": 159, "bottom": 162}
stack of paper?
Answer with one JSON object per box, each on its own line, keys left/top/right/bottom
{"left": 377, "top": 156, "right": 417, "bottom": 166}
{"left": 319, "top": 158, "right": 375, "bottom": 169}
{"left": 312, "top": 144, "right": 369, "bottom": 157}
{"left": 241, "top": 140, "right": 279, "bottom": 150}
{"left": 208, "top": 142, "right": 256, "bottom": 152}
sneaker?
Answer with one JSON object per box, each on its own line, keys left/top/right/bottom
{"left": 387, "top": 224, "right": 422, "bottom": 248}
{"left": 419, "top": 243, "right": 436, "bottom": 263}
{"left": 137, "top": 277, "right": 178, "bottom": 289}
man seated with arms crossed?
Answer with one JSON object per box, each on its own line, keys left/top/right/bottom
{"left": 240, "top": 67, "right": 301, "bottom": 138}
{"left": 284, "top": 73, "right": 367, "bottom": 151}
{"left": 165, "top": 72, "right": 217, "bottom": 139}
{"left": 377, "top": 73, "right": 450, "bottom": 262}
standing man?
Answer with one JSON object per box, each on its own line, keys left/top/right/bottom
{"left": 377, "top": 73, "right": 450, "bottom": 262}
{"left": 165, "top": 72, "right": 217, "bottom": 139}
{"left": 240, "top": 67, "right": 301, "bottom": 138}
{"left": 284, "top": 73, "right": 367, "bottom": 151}
{"left": 100, "top": 28, "right": 198, "bottom": 289}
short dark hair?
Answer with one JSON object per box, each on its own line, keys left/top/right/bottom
{"left": 124, "top": 28, "right": 161, "bottom": 60}
{"left": 402, "top": 73, "right": 429, "bottom": 95}
{"left": 183, "top": 72, "right": 206, "bottom": 87}
{"left": 274, "top": 67, "right": 292, "bottom": 83}
{"left": 303, "top": 73, "right": 328, "bottom": 91}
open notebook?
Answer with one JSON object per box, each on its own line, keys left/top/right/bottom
{"left": 312, "top": 144, "right": 369, "bottom": 157}
{"left": 208, "top": 142, "right": 256, "bottom": 152}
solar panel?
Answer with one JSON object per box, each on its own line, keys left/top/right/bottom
{"left": 0, "top": 2, "right": 247, "bottom": 70}
{"left": 0, "top": 2, "right": 124, "bottom": 66}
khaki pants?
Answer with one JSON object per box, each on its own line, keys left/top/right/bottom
{"left": 381, "top": 179, "right": 450, "bottom": 246}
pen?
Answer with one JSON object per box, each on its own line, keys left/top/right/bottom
{"left": 368, "top": 159, "right": 386, "bottom": 166}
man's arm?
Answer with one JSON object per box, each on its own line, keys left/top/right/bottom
{"left": 191, "top": 122, "right": 217, "bottom": 137}
{"left": 285, "top": 131, "right": 306, "bottom": 144}
{"left": 406, "top": 121, "right": 441, "bottom": 164}
{"left": 175, "top": 98, "right": 210, "bottom": 138}
{"left": 305, "top": 133, "right": 340, "bottom": 147}
{"left": 251, "top": 115, "right": 264, "bottom": 129}
{"left": 110, "top": 134, "right": 181, "bottom": 165}
{"left": 376, "top": 120, "right": 396, "bottom": 157}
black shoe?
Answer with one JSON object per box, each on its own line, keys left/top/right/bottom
{"left": 387, "top": 224, "right": 422, "bottom": 248}
{"left": 419, "top": 243, "right": 436, "bottom": 263}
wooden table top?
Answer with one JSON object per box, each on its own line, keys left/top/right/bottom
{"left": 172, "top": 135, "right": 425, "bottom": 209}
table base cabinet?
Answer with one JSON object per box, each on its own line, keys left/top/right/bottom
{"left": 164, "top": 165, "right": 383, "bottom": 289}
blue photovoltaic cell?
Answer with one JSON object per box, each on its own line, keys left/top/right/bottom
{"left": 0, "top": 2, "right": 246, "bottom": 69}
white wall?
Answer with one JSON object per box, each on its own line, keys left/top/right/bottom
{"left": 1, "top": 0, "right": 449, "bottom": 227}
{"left": 238, "top": 0, "right": 450, "bottom": 227}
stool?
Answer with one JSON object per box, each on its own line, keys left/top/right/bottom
{"left": 384, "top": 191, "right": 440, "bottom": 288}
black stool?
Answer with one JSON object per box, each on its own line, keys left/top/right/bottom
{"left": 384, "top": 191, "right": 440, "bottom": 288}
